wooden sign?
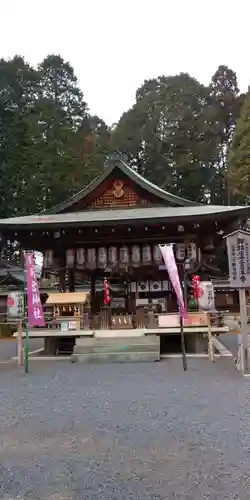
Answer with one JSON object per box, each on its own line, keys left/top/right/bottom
{"left": 183, "top": 313, "right": 208, "bottom": 327}
{"left": 226, "top": 230, "right": 250, "bottom": 288}
{"left": 158, "top": 314, "right": 180, "bottom": 328}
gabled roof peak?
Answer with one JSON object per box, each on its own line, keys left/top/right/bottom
{"left": 47, "top": 156, "right": 198, "bottom": 214}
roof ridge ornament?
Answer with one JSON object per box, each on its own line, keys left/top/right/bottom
{"left": 105, "top": 152, "right": 129, "bottom": 168}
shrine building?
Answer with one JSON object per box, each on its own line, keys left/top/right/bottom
{"left": 0, "top": 155, "right": 249, "bottom": 361}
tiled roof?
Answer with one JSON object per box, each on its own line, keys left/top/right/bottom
{"left": 0, "top": 205, "right": 249, "bottom": 229}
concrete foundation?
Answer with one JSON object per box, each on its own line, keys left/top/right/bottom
{"left": 71, "top": 334, "right": 160, "bottom": 363}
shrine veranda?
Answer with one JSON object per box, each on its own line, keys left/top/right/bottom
{"left": 0, "top": 156, "right": 249, "bottom": 360}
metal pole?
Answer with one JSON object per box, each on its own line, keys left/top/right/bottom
{"left": 180, "top": 315, "right": 187, "bottom": 371}
{"left": 17, "top": 320, "right": 23, "bottom": 365}
{"left": 239, "top": 287, "right": 249, "bottom": 374}
{"left": 178, "top": 261, "right": 187, "bottom": 371}
{"left": 23, "top": 252, "right": 29, "bottom": 374}
{"left": 184, "top": 267, "right": 188, "bottom": 310}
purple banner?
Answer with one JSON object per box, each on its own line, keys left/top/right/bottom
{"left": 24, "top": 251, "right": 45, "bottom": 327}
{"left": 159, "top": 244, "right": 187, "bottom": 319}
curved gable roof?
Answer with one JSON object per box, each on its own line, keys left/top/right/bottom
{"left": 48, "top": 156, "right": 198, "bottom": 214}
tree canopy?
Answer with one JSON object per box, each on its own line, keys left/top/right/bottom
{"left": 228, "top": 89, "right": 250, "bottom": 202}
{"left": 112, "top": 66, "right": 245, "bottom": 204}
{"left": 0, "top": 56, "right": 247, "bottom": 218}
{"left": 0, "top": 55, "right": 110, "bottom": 217}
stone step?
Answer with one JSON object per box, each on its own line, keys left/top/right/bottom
{"left": 71, "top": 351, "right": 160, "bottom": 364}
{"left": 73, "top": 343, "right": 159, "bottom": 354}
{"left": 75, "top": 335, "right": 159, "bottom": 347}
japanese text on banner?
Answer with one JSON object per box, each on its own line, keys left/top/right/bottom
{"left": 24, "top": 252, "right": 45, "bottom": 327}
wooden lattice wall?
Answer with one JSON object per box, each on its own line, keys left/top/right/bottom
{"left": 87, "top": 181, "right": 150, "bottom": 209}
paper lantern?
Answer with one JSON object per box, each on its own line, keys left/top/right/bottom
{"left": 76, "top": 248, "right": 85, "bottom": 266}
{"left": 66, "top": 249, "right": 75, "bottom": 267}
{"left": 86, "top": 248, "right": 96, "bottom": 268}
{"left": 142, "top": 245, "right": 152, "bottom": 265}
{"left": 153, "top": 245, "right": 162, "bottom": 265}
{"left": 186, "top": 242, "right": 197, "bottom": 260}
{"left": 98, "top": 247, "right": 107, "bottom": 268}
{"left": 198, "top": 281, "right": 215, "bottom": 311}
{"left": 44, "top": 250, "right": 53, "bottom": 268}
{"left": 176, "top": 243, "right": 185, "bottom": 261}
{"left": 131, "top": 245, "right": 141, "bottom": 266}
{"left": 119, "top": 245, "right": 130, "bottom": 266}
{"left": 108, "top": 246, "right": 118, "bottom": 266}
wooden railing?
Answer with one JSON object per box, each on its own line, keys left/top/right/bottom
{"left": 0, "top": 309, "right": 226, "bottom": 332}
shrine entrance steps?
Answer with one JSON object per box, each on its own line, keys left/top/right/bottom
{"left": 71, "top": 335, "right": 160, "bottom": 363}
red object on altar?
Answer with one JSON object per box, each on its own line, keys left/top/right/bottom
{"left": 104, "top": 278, "right": 111, "bottom": 304}
{"left": 192, "top": 275, "right": 200, "bottom": 302}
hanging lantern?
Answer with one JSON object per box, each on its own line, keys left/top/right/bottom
{"left": 176, "top": 243, "right": 186, "bottom": 261}
{"left": 108, "top": 246, "right": 118, "bottom": 266}
{"left": 153, "top": 245, "right": 162, "bottom": 265}
{"left": 66, "top": 249, "right": 75, "bottom": 267}
{"left": 119, "top": 245, "right": 130, "bottom": 266}
{"left": 86, "top": 248, "right": 96, "bottom": 269}
{"left": 76, "top": 248, "right": 85, "bottom": 266}
{"left": 142, "top": 245, "right": 152, "bottom": 265}
{"left": 104, "top": 277, "right": 111, "bottom": 305}
{"left": 192, "top": 275, "right": 200, "bottom": 303}
{"left": 187, "top": 242, "right": 197, "bottom": 260}
{"left": 98, "top": 247, "right": 107, "bottom": 268}
{"left": 203, "top": 237, "right": 215, "bottom": 250}
{"left": 131, "top": 245, "right": 141, "bottom": 267}
{"left": 44, "top": 250, "right": 53, "bottom": 268}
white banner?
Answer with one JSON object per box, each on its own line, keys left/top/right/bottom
{"left": 159, "top": 244, "right": 187, "bottom": 318}
{"left": 7, "top": 292, "right": 24, "bottom": 319}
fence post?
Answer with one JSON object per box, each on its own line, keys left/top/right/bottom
{"left": 17, "top": 320, "right": 23, "bottom": 365}
{"left": 207, "top": 313, "right": 215, "bottom": 363}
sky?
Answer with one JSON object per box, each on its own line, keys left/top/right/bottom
{"left": 1, "top": 0, "right": 249, "bottom": 126}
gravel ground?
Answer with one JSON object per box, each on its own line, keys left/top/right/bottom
{"left": 0, "top": 338, "right": 43, "bottom": 362}
{"left": 0, "top": 359, "right": 249, "bottom": 500}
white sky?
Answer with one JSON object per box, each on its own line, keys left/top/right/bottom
{"left": 1, "top": 0, "right": 249, "bottom": 125}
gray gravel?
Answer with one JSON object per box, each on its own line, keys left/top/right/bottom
{"left": 0, "top": 359, "right": 250, "bottom": 500}
{"left": 0, "top": 338, "right": 43, "bottom": 362}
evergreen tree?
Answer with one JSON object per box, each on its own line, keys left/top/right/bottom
{"left": 208, "top": 65, "right": 245, "bottom": 204}
{"left": 228, "top": 89, "right": 250, "bottom": 202}
{"left": 112, "top": 73, "right": 215, "bottom": 202}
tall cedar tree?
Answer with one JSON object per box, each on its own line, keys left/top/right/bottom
{"left": 0, "top": 56, "right": 40, "bottom": 217}
{"left": 209, "top": 65, "right": 245, "bottom": 204}
{"left": 112, "top": 73, "right": 216, "bottom": 202}
{"left": 228, "top": 89, "right": 250, "bottom": 202}
{"left": 0, "top": 55, "right": 110, "bottom": 217}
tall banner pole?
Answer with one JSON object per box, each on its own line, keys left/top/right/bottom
{"left": 23, "top": 252, "right": 29, "bottom": 373}
{"left": 179, "top": 313, "right": 187, "bottom": 371}
{"left": 23, "top": 251, "right": 45, "bottom": 374}
{"left": 159, "top": 244, "right": 188, "bottom": 371}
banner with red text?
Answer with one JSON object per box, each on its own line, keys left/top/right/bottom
{"left": 159, "top": 244, "right": 187, "bottom": 318}
{"left": 24, "top": 251, "right": 45, "bottom": 327}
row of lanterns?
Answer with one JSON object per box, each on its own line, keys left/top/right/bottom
{"left": 67, "top": 245, "right": 162, "bottom": 268}
{"left": 43, "top": 242, "right": 198, "bottom": 269}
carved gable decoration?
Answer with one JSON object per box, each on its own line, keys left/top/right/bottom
{"left": 87, "top": 179, "right": 150, "bottom": 209}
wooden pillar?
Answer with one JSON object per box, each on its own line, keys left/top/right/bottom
{"left": 59, "top": 268, "right": 66, "bottom": 292}
{"left": 68, "top": 269, "right": 75, "bottom": 292}
{"left": 90, "top": 273, "right": 96, "bottom": 314}
{"left": 58, "top": 247, "right": 66, "bottom": 292}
